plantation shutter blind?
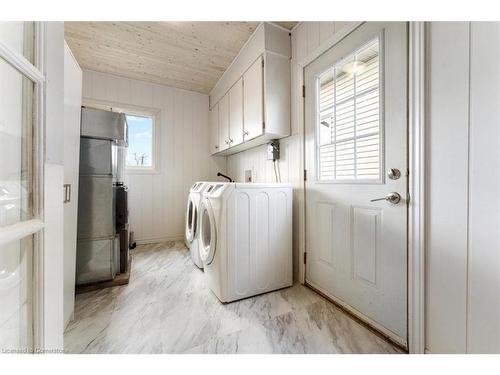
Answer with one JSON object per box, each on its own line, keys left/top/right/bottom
{"left": 318, "top": 38, "right": 381, "bottom": 182}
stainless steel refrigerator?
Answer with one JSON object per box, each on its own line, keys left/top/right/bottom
{"left": 76, "top": 108, "right": 129, "bottom": 285}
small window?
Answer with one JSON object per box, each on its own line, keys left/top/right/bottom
{"left": 126, "top": 114, "right": 155, "bottom": 169}
{"left": 317, "top": 37, "right": 382, "bottom": 182}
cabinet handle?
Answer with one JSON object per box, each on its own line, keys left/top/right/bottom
{"left": 63, "top": 184, "right": 71, "bottom": 203}
{"left": 243, "top": 131, "right": 249, "bottom": 136}
{"left": 229, "top": 138, "right": 233, "bottom": 143}
{"left": 225, "top": 140, "right": 229, "bottom": 144}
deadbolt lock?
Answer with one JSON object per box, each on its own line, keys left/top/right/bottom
{"left": 388, "top": 168, "right": 401, "bottom": 180}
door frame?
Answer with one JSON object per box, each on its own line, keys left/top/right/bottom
{"left": 297, "top": 21, "right": 426, "bottom": 354}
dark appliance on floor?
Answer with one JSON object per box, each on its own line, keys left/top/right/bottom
{"left": 115, "top": 183, "right": 129, "bottom": 273}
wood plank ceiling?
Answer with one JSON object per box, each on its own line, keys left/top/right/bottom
{"left": 65, "top": 22, "right": 297, "bottom": 94}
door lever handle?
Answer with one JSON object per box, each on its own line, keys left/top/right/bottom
{"left": 371, "top": 192, "right": 401, "bottom": 204}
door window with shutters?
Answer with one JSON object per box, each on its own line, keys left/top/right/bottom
{"left": 317, "top": 37, "right": 382, "bottom": 182}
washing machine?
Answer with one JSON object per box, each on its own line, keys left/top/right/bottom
{"left": 185, "top": 181, "right": 209, "bottom": 268}
{"left": 199, "top": 182, "right": 293, "bottom": 302}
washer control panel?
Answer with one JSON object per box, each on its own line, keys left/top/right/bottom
{"left": 204, "top": 183, "right": 228, "bottom": 197}
{"left": 190, "top": 182, "right": 205, "bottom": 192}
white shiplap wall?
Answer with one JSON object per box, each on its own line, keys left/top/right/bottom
{"left": 82, "top": 70, "right": 226, "bottom": 243}
{"left": 426, "top": 22, "right": 500, "bottom": 354}
{"left": 227, "top": 22, "right": 359, "bottom": 279}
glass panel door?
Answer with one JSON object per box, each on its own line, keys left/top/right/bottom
{"left": 0, "top": 57, "right": 34, "bottom": 227}
{"left": 0, "top": 22, "right": 34, "bottom": 63}
{"left": 0, "top": 21, "right": 39, "bottom": 354}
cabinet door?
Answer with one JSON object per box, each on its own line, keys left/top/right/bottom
{"left": 64, "top": 44, "right": 82, "bottom": 327}
{"left": 229, "top": 77, "right": 244, "bottom": 146}
{"left": 218, "top": 93, "right": 230, "bottom": 151}
{"left": 209, "top": 104, "right": 219, "bottom": 154}
{"left": 243, "top": 56, "right": 264, "bottom": 141}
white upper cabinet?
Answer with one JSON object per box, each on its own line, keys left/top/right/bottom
{"left": 229, "top": 77, "right": 244, "bottom": 146}
{"left": 209, "top": 22, "right": 291, "bottom": 156}
{"left": 243, "top": 57, "right": 264, "bottom": 142}
{"left": 218, "top": 93, "right": 230, "bottom": 151}
{"left": 208, "top": 103, "right": 219, "bottom": 154}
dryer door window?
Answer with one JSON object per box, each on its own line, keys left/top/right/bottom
{"left": 199, "top": 200, "right": 217, "bottom": 265}
{"left": 192, "top": 206, "right": 198, "bottom": 238}
{"left": 185, "top": 196, "right": 195, "bottom": 242}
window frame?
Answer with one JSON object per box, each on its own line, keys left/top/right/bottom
{"left": 82, "top": 99, "right": 160, "bottom": 175}
{"left": 314, "top": 34, "right": 386, "bottom": 185}
{"left": 124, "top": 111, "right": 158, "bottom": 173}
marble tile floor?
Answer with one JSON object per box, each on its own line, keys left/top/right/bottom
{"left": 64, "top": 241, "right": 403, "bottom": 354}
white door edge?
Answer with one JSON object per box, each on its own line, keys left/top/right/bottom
{"left": 407, "top": 21, "right": 427, "bottom": 355}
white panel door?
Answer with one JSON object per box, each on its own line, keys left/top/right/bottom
{"left": 304, "top": 22, "right": 408, "bottom": 346}
{"left": 229, "top": 77, "right": 243, "bottom": 146}
{"left": 218, "top": 94, "right": 230, "bottom": 151}
{"left": 243, "top": 56, "right": 264, "bottom": 141}
{"left": 209, "top": 104, "right": 219, "bottom": 154}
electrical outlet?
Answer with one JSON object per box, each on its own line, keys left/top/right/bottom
{"left": 267, "top": 140, "right": 280, "bottom": 161}
{"left": 245, "top": 169, "right": 252, "bottom": 182}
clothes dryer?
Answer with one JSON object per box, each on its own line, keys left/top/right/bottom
{"left": 199, "top": 183, "right": 293, "bottom": 302}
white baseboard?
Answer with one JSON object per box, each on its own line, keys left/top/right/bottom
{"left": 135, "top": 236, "right": 184, "bottom": 245}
